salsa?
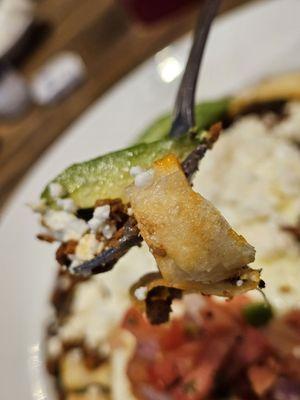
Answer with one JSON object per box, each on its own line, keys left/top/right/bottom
{"left": 123, "top": 296, "right": 300, "bottom": 400}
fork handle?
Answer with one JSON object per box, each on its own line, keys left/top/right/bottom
{"left": 169, "top": 0, "right": 221, "bottom": 138}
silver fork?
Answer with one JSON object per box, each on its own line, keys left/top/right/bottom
{"left": 170, "top": 0, "right": 220, "bottom": 138}
{"left": 74, "top": 0, "right": 221, "bottom": 276}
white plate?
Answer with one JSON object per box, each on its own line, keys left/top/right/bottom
{"left": 1, "top": 0, "right": 300, "bottom": 398}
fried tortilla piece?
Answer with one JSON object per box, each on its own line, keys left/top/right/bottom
{"left": 128, "top": 154, "right": 257, "bottom": 287}
{"left": 67, "top": 392, "right": 109, "bottom": 400}
{"left": 230, "top": 71, "right": 300, "bottom": 115}
{"left": 131, "top": 270, "right": 262, "bottom": 324}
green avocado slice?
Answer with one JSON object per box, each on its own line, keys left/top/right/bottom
{"left": 42, "top": 98, "right": 230, "bottom": 208}
{"left": 42, "top": 136, "right": 201, "bottom": 208}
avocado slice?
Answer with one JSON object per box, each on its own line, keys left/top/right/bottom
{"left": 42, "top": 136, "right": 204, "bottom": 208}
{"left": 42, "top": 98, "right": 230, "bottom": 208}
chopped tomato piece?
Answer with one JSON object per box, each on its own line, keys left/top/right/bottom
{"left": 248, "top": 360, "right": 279, "bottom": 396}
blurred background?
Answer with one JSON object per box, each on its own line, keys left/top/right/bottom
{"left": 0, "top": 0, "right": 251, "bottom": 210}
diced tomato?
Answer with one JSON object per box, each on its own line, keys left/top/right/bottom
{"left": 172, "top": 366, "right": 214, "bottom": 400}
{"left": 123, "top": 297, "right": 300, "bottom": 400}
{"left": 283, "top": 310, "right": 300, "bottom": 333}
{"left": 148, "top": 356, "right": 180, "bottom": 390}
{"left": 123, "top": 307, "right": 150, "bottom": 338}
{"left": 200, "top": 300, "right": 240, "bottom": 336}
{"left": 123, "top": 307, "right": 187, "bottom": 349}
{"left": 158, "top": 319, "right": 187, "bottom": 351}
{"left": 170, "top": 342, "right": 205, "bottom": 376}
{"left": 248, "top": 360, "right": 278, "bottom": 396}
{"left": 235, "top": 326, "right": 272, "bottom": 365}
{"left": 171, "top": 382, "right": 205, "bottom": 400}
{"left": 127, "top": 356, "right": 150, "bottom": 386}
{"left": 173, "top": 335, "right": 235, "bottom": 399}
{"left": 146, "top": 341, "right": 203, "bottom": 390}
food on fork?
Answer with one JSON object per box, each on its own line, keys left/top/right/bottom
{"left": 128, "top": 154, "right": 256, "bottom": 286}
{"left": 127, "top": 153, "right": 260, "bottom": 322}
{"left": 35, "top": 106, "right": 261, "bottom": 314}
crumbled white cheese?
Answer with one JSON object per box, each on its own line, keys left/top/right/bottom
{"left": 69, "top": 258, "right": 81, "bottom": 274}
{"left": 59, "top": 279, "right": 116, "bottom": 346}
{"left": 134, "top": 169, "right": 154, "bottom": 188}
{"left": 88, "top": 217, "right": 102, "bottom": 233}
{"left": 183, "top": 294, "right": 205, "bottom": 322}
{"left": 171, "top": 299, "right": 186, "bottom": 319}
{"left": 47, "top": 336, "right": 62, "bottom": 358}
{"left": 111, "top": 333, "right": 137, "bottom": 400}
{"left": 49, "top": 182, "right": 65, "bottom": 199}
{"left": 273, "top": 102, "right": 300, "bottom": 142}
{"left": 130, "top": 166, "right": 144, "bottom": 177}
{"left": 28, "top": 199, "right": 47, "bottom": 214}
{"left": 59, "top": 245, "right": 157, "bottom": 348}
{"left": 194, "top": 105, "right": 300, "bottom": 312}
{"left": 43, "top": 210, "right": 88, "bottom": 241}
{"left": 94, "top": 205, "right": 110, "bottom": 221}
{"left": 195, "top": 115, "right": 300, "bottom": 252}
{"left": 236, "top": 279, "right": 244, "bottom": 287}
{"left": 56, "top": 198, "right": 77, "bottom": 213}
{"left": 102, "top": 224, "right": 116, "bottom": 240}
{"left": 88, "top": 205, "right": 111, "bottom": 233}
{"left": 75, "top": 233, "right": 99, "bottom": 261}
{"left": 68, "top": 348, "right": 83, "bottom": 362}
{"left": 134, "top": 286, "right": 147, "bottom": 301}
{"left": 130, "top": 165, "right": 155, "bottom": 188}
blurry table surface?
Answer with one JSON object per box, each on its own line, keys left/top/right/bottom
{"left": 0, "top": 0, "right": 251, "bottom": 210}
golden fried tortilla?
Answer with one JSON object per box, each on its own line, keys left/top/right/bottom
{"left": 128, "top": 154, "right": 257, "bottom": 288}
